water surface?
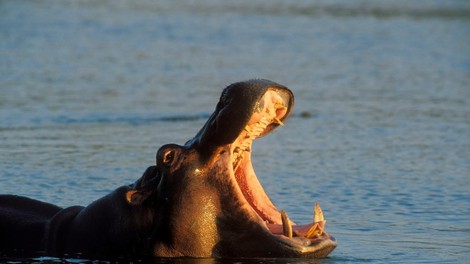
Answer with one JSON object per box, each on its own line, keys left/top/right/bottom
{"left": 1, "top": 0, "right": 469, "bottom": 263}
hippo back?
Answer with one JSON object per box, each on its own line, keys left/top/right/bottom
{"left": 0, "top": 195, "right": 62, "bottom": 254}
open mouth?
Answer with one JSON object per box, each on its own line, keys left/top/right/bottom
{"left": 228, "top": 88, "right": 335, "bottom": 251}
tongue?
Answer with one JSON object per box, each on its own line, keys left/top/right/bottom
{"left": 267, "top": 222, "right": 325, "bottom": 237}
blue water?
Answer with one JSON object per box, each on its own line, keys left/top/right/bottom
{"left": 1, "top": 0, "right": 469, "bottom": 263}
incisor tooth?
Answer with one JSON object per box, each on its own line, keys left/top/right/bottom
{"left": 281, "top": 209, "right": 293, "bottom": 238}
{"left": 314, "top": 202, "right": 324, "bottom": 223}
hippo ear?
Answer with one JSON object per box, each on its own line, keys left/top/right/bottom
{"left": 126, "top": 165, "right": 161, "bottom": 205}
{"left": 125, "top": 189, "right": 151, "bottom": 205}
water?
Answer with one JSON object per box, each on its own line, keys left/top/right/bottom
{"left": 1, "top": 0, "right": 469, "bottom": 263}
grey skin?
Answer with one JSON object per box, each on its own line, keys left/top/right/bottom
{"left": 0, "top": 79, "right": 336, "bottom": 259}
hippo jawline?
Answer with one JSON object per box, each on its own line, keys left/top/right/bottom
{"left": 222, "top": 88, "right": 337, "bottom": 258}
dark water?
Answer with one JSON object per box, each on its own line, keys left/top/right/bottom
{"left": 1, "top": 0, "right": 469, "bottom": 263}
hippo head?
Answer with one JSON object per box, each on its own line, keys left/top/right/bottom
{"left": 144, "top": 80, "right": 336, "bottom": 258}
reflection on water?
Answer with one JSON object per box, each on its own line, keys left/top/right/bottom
{"left": 1, "top": 0, "right": 469, "bottom": 263}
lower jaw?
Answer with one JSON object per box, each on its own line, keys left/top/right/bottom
{"left": 229, "top": 135, "right": 334, "bottom": 254}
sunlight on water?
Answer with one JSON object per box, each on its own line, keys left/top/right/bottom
{"left": 1, "top": 0, "right": 469, "bottom": 263}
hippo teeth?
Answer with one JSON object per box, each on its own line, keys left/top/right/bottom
{"left": 232, "top": 91, "right": 288, "bottom": 170}
{"left": 273, "top": 117, "right": 284, "bottom": 126}
{"left": 302, "top": 202, "right": 326, "bottom": 239}
{"left": 273, "top": 202, "right": 327, "bottom": 240}
{"left": 232, "top": 117, "right": 270, "bottom": 169}
{"left": 314, "top": 202, "right": 324, "bottom": 222}
{"left": 280, "top": 209, "right": 293, "bottom": 238}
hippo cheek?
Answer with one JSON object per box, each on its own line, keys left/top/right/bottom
{"left": 150, "top": 146, "right": 225, "bottom": 257}
{"left": 187, "top": 79, "right": 294, "bottom": 155}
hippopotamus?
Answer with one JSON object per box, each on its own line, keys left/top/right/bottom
{"left": 0, "top": 79, "right": 336, "bottom": 259}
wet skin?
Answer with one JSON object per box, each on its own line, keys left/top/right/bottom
{"left": 0, "top": 79, "right": 336, "bottom": 258}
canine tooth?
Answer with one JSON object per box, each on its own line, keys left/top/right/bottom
{"left": 273, "top": 117, "right": 284, "bottom": 126}
{"left": 314, "top": 202, "right": 324, "bottom": 223}
{"left": 281, "top": 209, "right": 293, "bottom": 238}
{"left": 302, "top": 202, "right": 326, "bottom": 239}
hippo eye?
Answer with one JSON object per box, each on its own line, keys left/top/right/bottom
{"left": 162, "top": 149, "right": 175, "bottom": 167}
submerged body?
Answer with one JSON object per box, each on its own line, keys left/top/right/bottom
{"left": 0, "top": 80, "right": 336, "bottom": 258}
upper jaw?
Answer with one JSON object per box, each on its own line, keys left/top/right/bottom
{"left": 186, "top": 80, "right": 294, "bottom": 153}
